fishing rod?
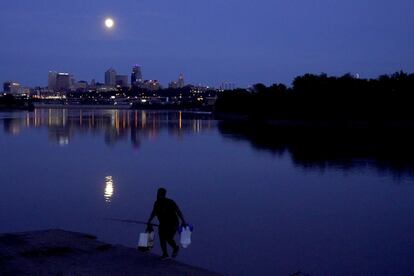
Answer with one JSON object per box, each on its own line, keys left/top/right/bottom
{"left": 104, "top": 218, "right": 159, "bottom": 227}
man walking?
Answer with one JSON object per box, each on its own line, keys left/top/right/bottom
{"left": 147, "top": 188, "right": 187, "bottom": 260}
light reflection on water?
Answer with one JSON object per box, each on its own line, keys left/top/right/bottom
{"left": 1, "top": 109, "right": 214, "bottom": 147}
{"left": 104, "top": 176, "right": 114, "bottom": 203}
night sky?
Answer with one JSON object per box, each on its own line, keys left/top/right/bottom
{"left": 1, "top": 0, "right": 413, "bottom": 88}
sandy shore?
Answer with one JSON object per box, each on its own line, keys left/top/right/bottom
{"left": 0, "top": 229, "right": 219, "bottom": 275}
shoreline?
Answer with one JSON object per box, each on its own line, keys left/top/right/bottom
{"left": 33, "top": 103, "right": 133, "bottom": 110}
{"left": 0, "top": 229, "right": 219, "bottom": 275}
{"left": 214, "top": 111, "right": 414, "bottom": 130}
{"left": 32, "top": 103, "right": 214, "bottom": 113}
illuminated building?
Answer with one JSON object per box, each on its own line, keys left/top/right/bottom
{"left": 169, "top": 73, "right": 185, "bottom": 89}
{"left": 141, "top": 80, "right": 161, "bottom": 91}
{"left": 70, "top": 74, "right": 76, "bottom": 89}
{"left": 56, "top": 73, "right": 71, "bottom": 91}
{"left": 116, "top": 75, "right": 129, "bottom": 88}
{"left": 131, "top": 65, "right": 143, "bottom": 86}
{"left": 48, "top": 71, "right": 72, "bottom": 91}
{"left": 105, "top": 68, "right": 117, "bottom": 86}
{"left": 74, "top": 81, "right": 88, "bottom": 91}
{"left": 177, "top": 73, "right": 185, "bottom": 88}
{"left": 3, "top": 81, "right": 20, "bottom": 94}
{"left": 90, "top": 79, "right": 96, "bottom": 89}
{"left": 48, "top": 71, "right": 57, "bottom": 91}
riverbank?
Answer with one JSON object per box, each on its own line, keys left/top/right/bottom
{"left": 214, "top": 111, "right": 414, "bottom": 129}
{"left": 0, "top": 229, "right": 218, "bottom": 275}
{"left": 33, "top": 103, "right": 133, "bottom": 109}
{"left": 0, "top": 95, "right": 34, "bottom": 111}
{"left": 33, "top": 103, "right": 214, "bottom": 113}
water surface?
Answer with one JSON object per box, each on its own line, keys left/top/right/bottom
{"left": 1, "top": 109, "right": 414, "bottom": 275}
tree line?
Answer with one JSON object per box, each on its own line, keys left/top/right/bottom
{"left": 215, "top": 71, "right": 414, "bottom": 121}
{"left": 0, "top": 94, "right": 34, "bottom": 110}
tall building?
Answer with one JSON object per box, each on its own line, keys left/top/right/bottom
{"left": 56, "top": 73, "right": 71, "bottom": 91}
{"left": 74, "top": 81, "right": 88, "bottom": 91}
{"left": 90, "top": 79, "right": 96, "bottom": 89}
{"left": 177, "top": 73, "right": 185, "bottom": 88}
{"left": 115, "top": 75, "right": 129, "bottom": 88}
{"left": 105, "top": 68, "right": 117, "bottom": 86}
{"left": 48, "top": 71, "right": 57, "bottom": 91}
{"left": 48, "top": 71, "right": 73, "bottom": 91}
{"left": 3, "top": 81, "right": 20, "bottom": 94}
{"left": 131, "top": 65, "right": 142, "bottom": 86}
{"left": 168, "top": 73, "right": 185, "bottom": 89}
{"left": 70, "top": 74, "right": 76, "bottom": 89}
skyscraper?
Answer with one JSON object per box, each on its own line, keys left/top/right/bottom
{"left": 177, "top": 73, "right": 185, "bottom": 88}
{"left": 3, "top": 81, "right": 20, "bottom": 94}
{"left": 48, "top": 71, "right": 57, "bottom": 91}
{"left": 131, "top": 65, "right": 142, "bottom": 86}
{"left": 105, "top": 68, "right": 117, "bottom": 86}
{"left": 168, "top": 73, "right": 185, "bottom": 89}
{"left": 90, "top": 79, "right": 96, "bottom": 89}
{"left": 116, "top": 75, "right": 129, "bottom": 88}
{"left": 55, "top": 73, "right": 71, "bottom": 91}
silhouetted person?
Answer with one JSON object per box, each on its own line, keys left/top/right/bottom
{"left": 147, "top": 188, "right": 187, "bottom": 260}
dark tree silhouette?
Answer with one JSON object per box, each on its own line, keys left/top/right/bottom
{"left": 215, "top": 71, "right": 414, "bottom": 122}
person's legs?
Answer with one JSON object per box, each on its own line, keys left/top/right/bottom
{"left": 166, "top": 238, "right": 178, "bottom": 249}
{"left": 171, "top": 240, "right": 179, "bottom": 258}
{"left": 158, "top": 226, "right": 169, "bottom": 257}
{"left": 165, "top": 225, "right": 179, "bottom": 257}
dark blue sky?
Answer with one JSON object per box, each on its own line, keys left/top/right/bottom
{"left": 1, "top": 0, "right": 413, "bottom": 88}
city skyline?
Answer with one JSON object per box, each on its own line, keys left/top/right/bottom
{"left": 44, "top": 65, "right": 175, "bottom": 91}
{"left": 1, "top": 0, "right": 414, "bottom": 88}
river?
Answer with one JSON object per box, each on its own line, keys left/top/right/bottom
{"left": 1, "top": 109, "right": 414, "bottom": 275}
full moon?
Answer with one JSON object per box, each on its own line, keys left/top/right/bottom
{"left": 105, "top": 18, "right": 114, "bottom": 29}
